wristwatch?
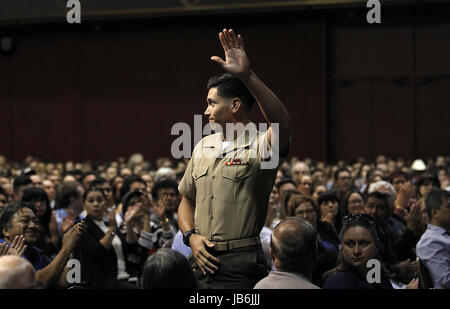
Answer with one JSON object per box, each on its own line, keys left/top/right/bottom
{"left": 183, "top": 229, "right": 197, "bottom": 247}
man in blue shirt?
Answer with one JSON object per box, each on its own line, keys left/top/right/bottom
{"left": 0, "top": 201, "right": 85, "bottom": 288}
{"left": 416, "top": 189, "right": 450, "bottom": 289}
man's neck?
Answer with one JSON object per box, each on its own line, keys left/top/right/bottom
{"left": 430, "top": 220, "right": 450, "bottom": 233}
{"left": 221, "top": 119, "right": 251, "bottom": 142}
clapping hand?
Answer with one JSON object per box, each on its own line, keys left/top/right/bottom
{"left": 153, "top": 195, "right": 168, "bottom": 219}
{"left": 0, "top": 235, "right": 27, "bottom": 257}
{"left": 405, "top": 202, "right": 423, "bottom": 233}
{"left": 106, "top": 207, "right": 118, "bottom": 230}
{"left": 62, "top": 221, "right": 87, "bottom": 252}
{"left": 61, "top": 209, "right": 76, "bottom": 234}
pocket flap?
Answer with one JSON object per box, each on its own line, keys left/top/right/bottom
{"left": 222, "top": 166, "right": 253, "bottom": 182}
{"left": 193, "top": 165, "right": 208, "bottom": 180}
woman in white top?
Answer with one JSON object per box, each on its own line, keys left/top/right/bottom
{"left": 74, "top": 186, "right": 139, "bottom": 288}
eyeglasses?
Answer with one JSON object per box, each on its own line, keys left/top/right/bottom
{"left": 300, "top": 182, "right": 312, "bottom": 186}
{"left": 342, "top": 214, "right": 375, "bottom": 226}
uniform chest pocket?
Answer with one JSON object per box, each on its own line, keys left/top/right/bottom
{"left": 221, "top": 166, "right": 253, "bottom": 182}
{"left": 221, "top": 166, "right": 254, "bottom": 203}
{"left": 193, "top": 165, "right": 208, "bottom": 202}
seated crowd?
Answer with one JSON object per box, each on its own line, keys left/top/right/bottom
{"left": 0, "top": 153, "right": 448, "bottom": 289}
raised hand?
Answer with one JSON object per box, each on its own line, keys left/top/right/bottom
{"left": 211, "top": 29, "right": 251, "bottom": 79}
{"left": 106, "top": 207, "right": 118, "bottom": 230}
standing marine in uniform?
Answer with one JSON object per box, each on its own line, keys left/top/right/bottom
{"left": 178, "top": 28, "right": 292, "bottom": 289}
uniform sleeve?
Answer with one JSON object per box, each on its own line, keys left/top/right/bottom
{"left": 256, "top": 130, "right": 272, "bottom": 161}
{"left": 178, "top": 156, "right": 196, "bottom": 201}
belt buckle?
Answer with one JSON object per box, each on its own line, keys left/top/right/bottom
{"left": 226, "top": 240, "right": 233, "bottom": 251}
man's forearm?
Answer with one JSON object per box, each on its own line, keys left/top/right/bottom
{"left": 178, "top": 195, "right": 196, "bottom": 234}
{"left": 242, "top": 71, "right": 291, "bottom": 130}
{"left": 36, "top": 247, "right": 71, "bottom": 288}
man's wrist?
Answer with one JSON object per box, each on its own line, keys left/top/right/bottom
{"left": 183, "top": 228, "right": 198, "bottom": 247}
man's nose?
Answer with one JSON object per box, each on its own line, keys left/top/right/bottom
{"left": 204, "top": 106, "right": 211, "bottom": 115}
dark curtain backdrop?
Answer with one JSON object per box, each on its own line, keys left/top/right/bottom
{"left": 0, "top": 6, "right": 448, "bottom": 163}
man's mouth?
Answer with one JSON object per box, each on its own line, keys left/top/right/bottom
{"left": 25, "top": 230, "right": 38, "bottom": 236}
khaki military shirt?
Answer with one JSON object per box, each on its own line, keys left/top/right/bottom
{"left": 178, "top": 123, "right": 279, "bottom": 241}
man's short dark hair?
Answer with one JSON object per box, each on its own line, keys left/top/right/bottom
{"left": 81, "top": 172, "right": 97, "bottom": 184}
{"left": 270, "top": 217, "right": 318, "bottom": 271}
{"left": 334, "top": 167, "right": 351, "bottom": 181}
{"left": 207, "top": 73, "right": 255, "bottom": 111}
{"left": 311, "top": 168, "right": 324, "bottom": 175}
{"left": 151, "top": 179, "right": 179, "bottom": 200}
{"left": 366, "top": 191, "right": 389, "bottom": 210}
{"left": 13, "top": 175, "right": 32, "bottom": 194}
{"left": 425, "top": 189, "right": 449, "bottom": 218}
{"left": 276, "top": 177, "right": 296, "bottom": 190}
{"left": 0, "top": 202, "right": 36, "bottom": 238}
{"left": 417, "top": 174, "right": 440, "bottom": 191}
{"left": 89, "top": 177, "right": 107, "bottom": 187}
{"left": 119, "top": 175, "right": 146, "bottom": 201}
{"left": 55, "top": 182, "right": 80, "bottom": 210}
{"left": 366, "top": 168, "right": 382, "bottom": 181}
{"left": 390, "top": 170, "right": 411, "bottom": 182}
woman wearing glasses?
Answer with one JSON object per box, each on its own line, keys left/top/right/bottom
{"left": 322, "top": 214, "right": 418, "bottom": 289}
{"left": 340, "top": 190, "right": 365, "bottom": 217}
{"left": 288, "top": 195, "right": 339, "bottom": 286}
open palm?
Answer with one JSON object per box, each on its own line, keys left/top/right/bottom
{"left": 211, "top": 29, "right": 251, "bottom": 78}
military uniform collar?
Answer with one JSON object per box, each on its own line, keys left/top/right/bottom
{"left": 202, "top": 122, "right": 259, "bottom": 154}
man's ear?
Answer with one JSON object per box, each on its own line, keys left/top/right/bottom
{"left": 231, "top": 98, "right": 242, "bottom": 113}
{"left": 431, "top": 208, "right": 438, "bottom": 220}
{"left": 2, "top": 227, "right": 10, "bottom": 240}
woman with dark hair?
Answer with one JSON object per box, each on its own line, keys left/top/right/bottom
{"left": 317, "top": 190, "right": 343, "bottom": 235}
{"left": 141, "top": 248, "right": 197, "bottom": 289}
{"left": 21, "top": 187, "right": 60, "bottom": 258}
{"left": 311, "top": 181, "right": 327, "bottom": 205}
{"left": 340, "top": 190, "right": 365, "bottom": 217}
{"left": 288, "top": 194, "right": 339, "bottom": 286}
{"left": 74, "top": 186, "right": 138, "bottom": 288}
{"left": 323, "top": 214, "right": 418, "bottom": 289}
{"left": 416, "top": 174, "right": 440, "bottom": 203}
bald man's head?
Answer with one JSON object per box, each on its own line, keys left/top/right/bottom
{"left": 270, "top": 217, "right": 318, "bottom": 274}
{"left": 0, "top": 255, "right": 36, "bottom": 289}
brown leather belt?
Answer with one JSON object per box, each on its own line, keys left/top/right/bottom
{"left": 211, "top": 236, "right": 261, "bottom": 252}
